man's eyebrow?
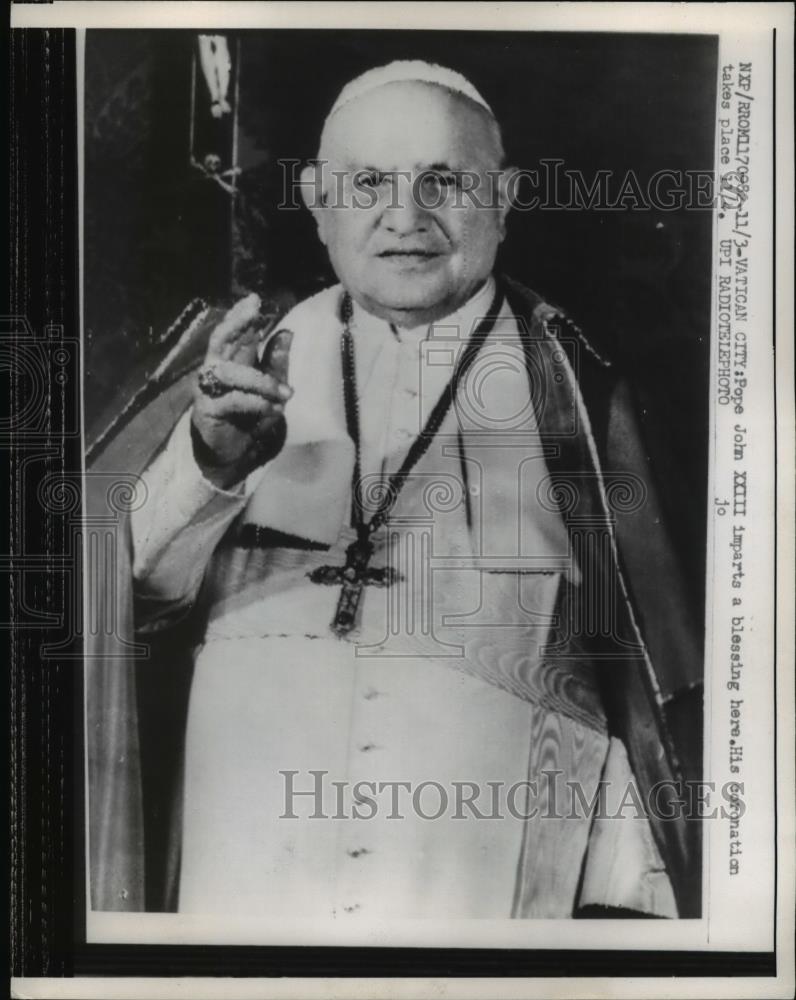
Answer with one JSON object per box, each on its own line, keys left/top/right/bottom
{"left": 342, "top": 162, "right": 467, "bottom": 177}
{"left": 345, "top": 164, "right": 395, "bottom": 177}
{"left": 344, "top": 163, "right": 461, "bottom": 173}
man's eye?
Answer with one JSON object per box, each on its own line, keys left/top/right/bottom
{"left": 354, "top": 171, "right": 385, "bottom": 189}
{"left": 420, "top": 172, "right": 457, "bottom": 194}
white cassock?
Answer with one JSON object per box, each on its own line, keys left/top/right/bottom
{"left": 131, "top": 277, "right": 677, "bottom": 921}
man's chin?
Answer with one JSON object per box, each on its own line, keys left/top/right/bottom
{"left": 364, "top": 298, "right": 449, "bottom": 326}
{"left": 361, "top": 277, "right": 452, "bottom": 317}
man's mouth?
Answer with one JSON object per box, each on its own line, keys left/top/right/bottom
{"left": 377, "top": 249, "right": 442, "bottom": 259}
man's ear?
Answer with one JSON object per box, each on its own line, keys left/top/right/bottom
{"left": 300, "top": 163, "right": 328, "bottom": 245}
{"left": 495, "top": 164, "right": 518, "bottom": 240}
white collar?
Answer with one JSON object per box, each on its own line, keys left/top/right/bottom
{"left": 349, "top": 276, "right": 497, "bottom": 348}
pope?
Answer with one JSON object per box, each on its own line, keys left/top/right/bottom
{"left": 86, "top": 60, "right": 702, "bottom": 923}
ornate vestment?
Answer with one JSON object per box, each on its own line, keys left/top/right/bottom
{"left": 85, "top": 276, "right": 703, "bottom": 917}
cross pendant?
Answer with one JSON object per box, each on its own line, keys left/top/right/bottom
{"left": 308, "top": 537, "right": 401, "bottom": 637}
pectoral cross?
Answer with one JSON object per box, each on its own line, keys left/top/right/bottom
{"left": 308, "top": 536, "right": 401, "bottom": 637}
{"left": 309, "top": 286, "right": 501, "bottom": 639}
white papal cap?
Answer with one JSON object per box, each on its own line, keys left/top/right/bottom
{"left": 326, "top": 59, "right": 494, "bottom": 120}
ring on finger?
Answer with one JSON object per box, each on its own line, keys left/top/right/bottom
{"left": 197, "top": 365, "right": 230, "bottom": 399}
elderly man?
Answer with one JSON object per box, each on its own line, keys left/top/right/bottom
{"left": 87, "top": 61, "right": 701, "bottom": 922}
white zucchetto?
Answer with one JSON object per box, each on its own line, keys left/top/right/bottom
{"left": 326, "top": 59, "right": 494, "bottom": 121}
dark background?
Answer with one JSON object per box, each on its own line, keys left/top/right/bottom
{"left": 85, "top": 27, "right": 717, "bottom": 613}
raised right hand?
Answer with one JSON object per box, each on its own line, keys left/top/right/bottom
{"left": 191, "top": 293, "right": 293, "bottom": 489}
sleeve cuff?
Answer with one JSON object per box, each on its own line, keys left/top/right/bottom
{"left": 171, "top": 409, "right": 272, "bottom": 512}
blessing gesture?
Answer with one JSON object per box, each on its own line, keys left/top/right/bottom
{"left": 191, "top": 293, "right": 293, "bottom": 489}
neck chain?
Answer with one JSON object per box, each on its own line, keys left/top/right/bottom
{"left": 341, "top": 287, "right": 503, "bottom": 538}
{"left": 309, "top": 285, "right": 504, "bottom": 637}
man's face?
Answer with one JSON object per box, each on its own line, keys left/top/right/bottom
{"left": 303, "top": 81, "right": 510, "bottom": 327}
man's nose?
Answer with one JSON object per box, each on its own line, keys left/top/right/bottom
{"left": 380, "top": 176, "right": 430, "bottom": 234}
